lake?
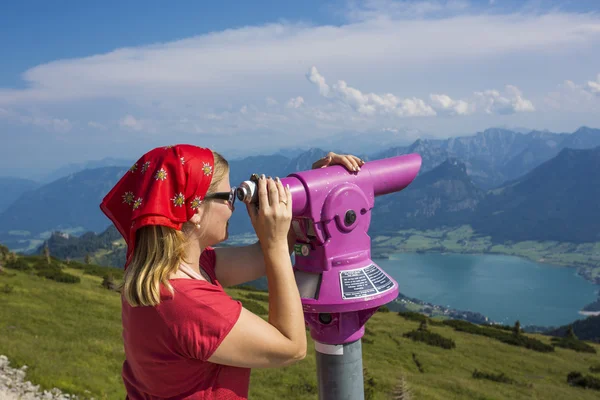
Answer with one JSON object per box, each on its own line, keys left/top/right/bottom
{"left": 375, "top": 253, "right": 599, "bottom": 327}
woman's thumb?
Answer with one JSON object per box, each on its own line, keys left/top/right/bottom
{"left": 312, "top": 155, "right": 331, "bottom": 169}
{"left": 246, "top": 202, "right": 258, "bottom": 220}
{"left": 321, "top": 155, "right": 332, "bottom": 168}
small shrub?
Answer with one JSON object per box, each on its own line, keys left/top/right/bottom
{"left": 551, "top": 337, "right": 596, "bottom": 354}
{"left": 428, "top": 319, "right": 445, "bottom": 327}
{"left": 567, "top": 371, "right": 600, "bottom": 390}
{"left": 412, "top": 353, "right": 424, "bottom": 373}
{"left": 36, "top": 269, "right": 81, "bottom": 283}
{"left": 398, "top": 311, "right": 428, "bottom": 323}
{"left": 590, "top": 364, "right": 600, "bottom": 374}
{"left": 101, "top": 274, "right": 118, "bottom": 291}
{"left": 288, "top": 376, "right": 316, "bottom": 395}
{"left": 33, "top": 261, "right": 62, "bottom": 272}
{"left": 364, "top": 367, "right": 377, "bottom": 400}
{"left": 67, "top": 261, "right": 124, "bottom": 280}
{"left": 244, "top": 292, "right": 269, "bottom": 302}
{"left": 1, "top": 284, "right": 13, "bottom": 294}
{"left": 486, "top": 324, "right": 514, "bottom": 332}
{"left": 403, "top": 329, "right": 456, "bottom": 350}
{"left": 377, "top": 305, "right": 390, "bottom": 313}
{"left": 473, "top": 369, "right": 515, "bottom": 384}
{"left": 443, "top": 319, "right": 553, "bottom": 353}
{"left": 241, "top": 299, "right": 268, "bottom": 315}
{"left": 5, "top": 258, "right": 30, "bottom": 271}
{"left": 0, "top": 243, "right": 9, "bottom": 258}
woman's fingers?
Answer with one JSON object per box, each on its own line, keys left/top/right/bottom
{"left": 257, "top": 174, "right": 269, "bottom": 210}
{"left": 335, "top": 155, "right": 358, "bottom": 172}
{"left": 353, "top": 155, "right": 365, "bottom": 167}
{"left": 274, "top": 177, "right": 286, "bottom": 203}
{"left": 267, "top": 177, "right": 279, "bottom": 208}
{"left": 312, "top": 152, "right": 366, "bottom": 172}
{"left": 284, "top": 183, "right": 292, "bottom": 211}
{"left": 311, "top": 155, "right": 332, "bottom": 169}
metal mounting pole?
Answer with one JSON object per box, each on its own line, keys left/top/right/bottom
{"left": 315, "top": 339, "right": 364, "bottom": 400}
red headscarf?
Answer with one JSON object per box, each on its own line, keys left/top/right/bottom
{"left": 100, "top": 144, "right": 215, "bottom": 269}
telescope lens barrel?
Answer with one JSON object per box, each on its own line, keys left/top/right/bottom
{"left": 235, "top": 180, "right": 257, "bottom": 204}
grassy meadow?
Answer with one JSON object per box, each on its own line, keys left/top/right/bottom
{"left": 1, "top": 257, "right": 600, "bottom": 399}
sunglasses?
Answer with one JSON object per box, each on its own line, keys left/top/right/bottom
{"left": 203, "top": 187, "right": 236, "bottom": 210}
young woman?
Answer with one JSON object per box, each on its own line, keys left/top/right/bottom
{"left": 100, "top": 144, "right": 364, "bottom": 399}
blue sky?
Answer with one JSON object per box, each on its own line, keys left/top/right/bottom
{"left": 2, "top": 0, "right": 600, "bottom": 179}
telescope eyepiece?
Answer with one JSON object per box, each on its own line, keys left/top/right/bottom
{"left": 236, "top": 180, "right": 258, "bottom": 204}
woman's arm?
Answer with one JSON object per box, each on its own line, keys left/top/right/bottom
{"left": 213, "top": 228, "right": 296, "bottom": 287}
{"left": 207, "top": 177, "right": 306, "bottom": 368}
{"left": 214, "top": 152, "right": 363, "bottom": 287}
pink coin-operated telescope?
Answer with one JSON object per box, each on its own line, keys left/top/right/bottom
{"left": 236, "top": 153, "right": 422, "bottom": 400}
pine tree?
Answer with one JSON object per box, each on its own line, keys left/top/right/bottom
{"left": 43, "top": 242, "right": 50, "bottom": 265}
{"left": 513, "top": 320, "right": 521, "bottom": 336}
{"left": 566, "top": 325, "right": 578, "bottom": 340}
{"left": 392, "top": 375, "right": 411, "bottom": 400}
{"left": 101, "top": 273, "right": 117, "bottom": 291}
{"left": 418, "top": 319, "right": 428, "bottom": 332}
{"left": 84, "top": 253, "right": 91, "bottom": 265}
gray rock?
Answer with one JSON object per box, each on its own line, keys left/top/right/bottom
{"left": 0, "top": 355, "right": 89, "bottom": 400}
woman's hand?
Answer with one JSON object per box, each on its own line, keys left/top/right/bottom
{"left": 311, "top": 151, "right": 365, "bottom": 172}
{"left": 246, "top": 175, "right": 292, "bottom": 251}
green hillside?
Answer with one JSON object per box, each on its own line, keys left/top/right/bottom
{"left": 1, "top": 256, "right": 600, "bottom": 399}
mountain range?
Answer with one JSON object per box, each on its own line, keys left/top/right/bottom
{"left": 1, "top": 126, "right": 599, "bottom": 253}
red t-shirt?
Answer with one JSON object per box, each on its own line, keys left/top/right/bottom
{"left": 121, "top": 247, "right": 251, "bottom": 399}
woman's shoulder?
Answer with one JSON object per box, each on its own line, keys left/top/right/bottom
{"left": 157, "top": 281, "right": 241, "bottom": 328}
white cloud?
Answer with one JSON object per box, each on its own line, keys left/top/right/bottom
{"left": 119, "top": 115, "right": 144, "bottom": 131}
{"left": 307, "top": 66, "right": 436, "bottom": 117}
{"left": 343, "top": 0, "right": 470, "bottom": 22}
{"left": 286, "top": 96, "right": 305, "bottom": 108}
{"left": 265, "top": 97, "right": 279, "bottom": 106}
{"left": 308, "top": 67, "right": 532, "bottom": 117}
{"left": 88, "top": 121, "right": 106, "bottom": 129}
{"left": 587, "top": 74, "right": 600, "bottom": 94}
{"left": 0, "top": 10, "right": 598, "bottom": 110}
{"left": 429, "top": 94, "right": 473, "bottom": 115}
{"left": 307, "top": 67, "right": 330, "bottom": 97}
{"left": 544, "top": 73, "right": 600, "bottom": 112}
{"left": 0, "top": 107, "right": 72, "bottom": 133}
{"left": 474, "top": 85, "right": 535, "bottom": 115}
{"left": 0, "top": 4, "right": 599, "bottom": 166}
{"left": 23, "top": 116, "right": 72, "bottom": 133}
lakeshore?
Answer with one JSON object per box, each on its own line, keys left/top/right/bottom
{"left": 371, "top": 225, "right": 600, "bottom": 286}
{"left": 375, "top": 252, "right": 598, "bottom": 328}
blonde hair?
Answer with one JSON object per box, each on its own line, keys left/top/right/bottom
{"left": 121, "top": 151, "right": 229, "bottom": 307}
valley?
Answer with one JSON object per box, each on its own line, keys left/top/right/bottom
{"left": 0, "top": 263, "right": 599, "bottom": 399}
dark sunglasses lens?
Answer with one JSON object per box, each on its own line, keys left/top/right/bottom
{"left": 229, "top": 188, "right": 236, "bottom": 207}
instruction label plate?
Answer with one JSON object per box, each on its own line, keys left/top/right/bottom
{"left": 340, "top": 264, "right": 395, "bottom": 300}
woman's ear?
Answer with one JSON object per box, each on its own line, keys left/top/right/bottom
{"left": 189, "top": 209, "right": 204, "bottom": 228}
